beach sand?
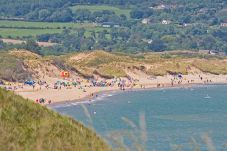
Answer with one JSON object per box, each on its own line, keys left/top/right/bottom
{"left": 11, "top": 73, "right": 227, "bottom": 105}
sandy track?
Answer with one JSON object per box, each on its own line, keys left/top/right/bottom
{"left": 1, "top": 38, "right": 57, "bottom": 47}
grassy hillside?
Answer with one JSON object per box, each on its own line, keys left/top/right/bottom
{"left": 0, "top": 88, "right": 112, "bottom": 151}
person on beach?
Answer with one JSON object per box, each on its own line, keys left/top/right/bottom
{"left": 171, "top": 79, "right": 174, "bottom": 86}
{"left": 48, "top": 100, "right": 52, "bottom": 104}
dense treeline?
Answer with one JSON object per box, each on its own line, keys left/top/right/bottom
{"left": 0, "top": 0, "right": 226, "bottom": 24}
{"left": 0, "top": 0, "right": 226, "bottom": 54}
{"left": 32, "top": 23, "right": 227, "bottom": 55}
{"left": 0, "top": 0, "right": 143, "bottom": 19}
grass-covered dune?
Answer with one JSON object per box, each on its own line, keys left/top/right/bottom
{"left": 0, "top": 88, "right": 112, "bottom": 151}
{"left": 0, "top": 51, "right": 32, "bottom": 82}
{"left": 64, "top": 50, "right": 227, "bottom": 77}
{"left": 2, "top": 49, "right": 227, "bottom": 82}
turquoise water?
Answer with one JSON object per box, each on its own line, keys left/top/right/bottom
{"left": 52, "top": 85, "right": 227, "bottom": 150}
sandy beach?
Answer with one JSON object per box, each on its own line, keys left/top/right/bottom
{"left": 6, "top": 73, "right": 227, "bottom": 105}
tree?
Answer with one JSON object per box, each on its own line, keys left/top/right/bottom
{"left": 38, "top": 9, "right": 52, "bottom": 21}
{"left": 80, "top": 37, "right": 95, "bottom": 50}
{"left": 149, "top": 39, "right": 166, "bottom": 52}
{"left": 49, "top": 9, "right": 73, "bottom": 22}
{"left": 200, "top": 36, "right": 216, "bottom": 50}
{"left": 37, "top": 34, "right": 52, "bottom": 42}
{"left": 74, "top": 9, "right": 92, "bottom": 21}
{"left": 130, "top": 9, "right": 144, "bottom": 19}
{"left": 24, "top": 40, "right": 40, "bottom": 54}
{"left": 77, "top": 28, "right": 85, "bottom": 37}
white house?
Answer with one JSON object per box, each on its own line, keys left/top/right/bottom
{"left": 221, "top": 23, "right": 227, "bottom": 27}
{"left": 151, "top": 4, "right": 174, "bottom": 10}
{"left": 162, "top": 20, "right": 171, "bottom": 25}
{"left": 101, "top": 22, "right": 120, "bottom": 28}
{"left": 209, "top": 50, "right": 218, "bottom": 55}
{"left": 142, "top": 18, "right": 150, "bottom": 24}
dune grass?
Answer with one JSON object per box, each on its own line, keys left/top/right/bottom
{"left": 59, "top": 50, "right": 227, "bottom": 77}
{"left": 147, "top": 61, "right": 189, "bottom": 76}
{"left": 192, "top": 59, "right": 227, "bottom": 75}
{"left": 3, "top": 50, "right": 227, "bottom": 81}
{"left": 95, "top": 64, "right": 127, "bottom": 78}
{"left": 66, "top": 51, "right": 134, "bottom": 78}
{"left": 0, "top": 88, "right": 112, "bottom": 151}
{"left": 9, "top": 49, "right": 41, "bottom": 60}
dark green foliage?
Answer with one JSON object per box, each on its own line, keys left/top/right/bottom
{"left": 36, "top": 22, "right": 227, "bottom": 55}
{"left": 149, "top": 39, "right": 166, "bottom": 52}
{"left": 24, "top": 40, "right": 41, "bottom": 54}
{"left": 0, "top": 0, "right": 226, "bottom": 54}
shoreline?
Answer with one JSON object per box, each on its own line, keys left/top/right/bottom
{"left": 47, "top": 82, "right": 227, "bottom": 107}
{"left": 10, "top": 73, "right": 227, "bottom": 106}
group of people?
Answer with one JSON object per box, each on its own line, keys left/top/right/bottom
{"left": 169, "top": 74, "right": 214, "bottom": 87}
{"left": 36, "top": 98, "right": 51, "bottom": 104}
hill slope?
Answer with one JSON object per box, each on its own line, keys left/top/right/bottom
{"left": 2, "top": 49, "right": 227, "bottom": 82}
{"left": 0, "top": 88, "right": 112, "bottom": 151}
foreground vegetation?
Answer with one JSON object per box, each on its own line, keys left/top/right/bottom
{"left": 0, "top": 88, "right": 112, "bottom": 151}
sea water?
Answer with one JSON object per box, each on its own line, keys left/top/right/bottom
{"left": 52, "top": 85, "right": 227, "bottom": 150}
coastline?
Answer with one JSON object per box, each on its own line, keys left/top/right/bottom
{"left": 11, "top": 73, "right": 227, "bottom": 106}
{"left": 47, "top": 82, "right": 227, "bottom": 108}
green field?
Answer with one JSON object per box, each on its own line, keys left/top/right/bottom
{"left": 0, "top": 20, "right": 97, "bottom": 29}
{"left": 0, "top": 28, "right": 62, "bottom": 38}
{"left": 70, "top": 5, "right": 131, "bottom": 18}
{"left": 0, "top": 20, "right": 107, "bottom": 38}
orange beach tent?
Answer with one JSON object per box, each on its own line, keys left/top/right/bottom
{"left": 61, "top": 71, "right": 70, "bottom": 78}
